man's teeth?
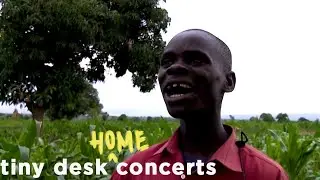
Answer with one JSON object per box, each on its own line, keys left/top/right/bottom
{"left": 180, "top": 84, "right": 190, "bottom": 88}
{"left": 166, "top": 83, "right": 192, "bottom": 98}
{"left": 168, "top": 83, "right": 191, "bottom": 89}
{"left": 170, "top": 94, "right": 184, "bottom": 97}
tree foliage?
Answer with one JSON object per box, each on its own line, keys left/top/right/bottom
{"left": 102, "top": 112, "right": 109, "bottom": 120}
{"left": 118, "top": 114, "right": 127, "bottom": 121}
{"left": 0, "top": 0, "right": 170, "bottom": 121}
{"left": 276, "top": 113, "right": 290, "bottom": 122}
{"left": 259, "top": 113, "right": 275, "bottom": 122}
{"left": 249, "top": 116, "right": 259, "bottom": 121}
{"left": 298, "top": 117, "right": 309, "bottom": 122}
{"left": 46, "top": 80, "right": 103, "bottom": 120}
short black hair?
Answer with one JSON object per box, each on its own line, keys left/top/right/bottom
{"left": 182, "top": 29, "right": 232, "bottom": 73}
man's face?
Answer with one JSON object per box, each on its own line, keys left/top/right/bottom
{"left": 158, "top": 30, "right": 233, "bottom": 118}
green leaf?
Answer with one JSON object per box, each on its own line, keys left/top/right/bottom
{"left": 18, "top": 120, "right": 37, "bottom": 148}
{"left": 18, "top": 146, "right": 30, "bottom": 161}
{"left": 268, "top": 129, "right": 288, "bottom": 152}
{"left": 57, "top": 176, "right": 65, "bottom": 180}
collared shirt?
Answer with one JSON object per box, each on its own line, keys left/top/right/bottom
{"left": 110, "top": 125, "right": 289, "bottom": 180}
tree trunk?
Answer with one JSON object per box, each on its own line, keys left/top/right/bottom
{"left": 33, "top": 106, "right": 45, "bottom": 136}
{"left": 26, "top": 103, "right": 45, "bottom": 136}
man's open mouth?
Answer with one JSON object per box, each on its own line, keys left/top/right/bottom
{"left": 164, "top": 82, "right": 194, "bottom": 99}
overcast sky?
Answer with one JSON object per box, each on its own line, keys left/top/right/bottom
{"left": 1, "top": 0, "right": 319, "bottom": 117}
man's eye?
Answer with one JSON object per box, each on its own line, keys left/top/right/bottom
{"left": 161, "top": 59, "right": 173, "bottom": 67}
{"left": 191, "top": 59, "right": 202, "bottom": 65}
{"left": 183, "top": 51, "right": 209, "bottom": 66}
{"left": 187, "top": 58, "right": 204, "bottom": 66}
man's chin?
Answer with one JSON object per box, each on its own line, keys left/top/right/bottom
{"left": 167, "top": 106, "right": 195, "bottom": 119}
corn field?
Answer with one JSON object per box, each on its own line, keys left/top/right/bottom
{"left": 0, "top": 118, "right": 319, "bottom": 180}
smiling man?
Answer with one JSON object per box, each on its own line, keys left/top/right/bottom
{"left": 111, "top": 29, "right": 289, "bottom": 180}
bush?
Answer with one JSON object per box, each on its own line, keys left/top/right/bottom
{"left": 260, "top": 113, "right": 275, "bottom": 122}
{"left": 118, "top": 114, "right": 127, "bottom": 121}
{"left": 102, "top": 112, "right": 109, "bottom": 121}
{"left": 249, "top": 116, "right": 259, "bottom": 121}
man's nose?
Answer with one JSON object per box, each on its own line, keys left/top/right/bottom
{"left": 166, "top": 59, "right": 188, "bottom": 75}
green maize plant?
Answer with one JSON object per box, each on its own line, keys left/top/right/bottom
{"left": 0, "top": 118, "right": 319, "bottom": 179}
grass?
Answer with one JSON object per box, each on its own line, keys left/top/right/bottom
{"left": 0, "top": 118, "right": 319, "bottom": 180}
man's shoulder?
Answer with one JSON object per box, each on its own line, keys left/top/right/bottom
{"left": 244, "top": 144, "right": 288, "bottom": 179}
{"left": 123, "top": 140, "right": 167, "bottom": 164}
{"left": 244, "top": 144, "right": 283, "bottom": 168}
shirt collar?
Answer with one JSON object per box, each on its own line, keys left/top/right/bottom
{"left": 153, "top": 124, "right": 243, "bottom": 173}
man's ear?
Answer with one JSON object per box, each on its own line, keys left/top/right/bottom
{"left": 223, "top": 71, "right": 236, "bottom": 93}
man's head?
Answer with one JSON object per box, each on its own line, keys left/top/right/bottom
{"left": 158, "top": 29, "right": 236, "bottom": 119}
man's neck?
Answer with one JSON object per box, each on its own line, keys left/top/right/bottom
{"left": 178, "top": 110, "right": 229, "bottom": 157}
